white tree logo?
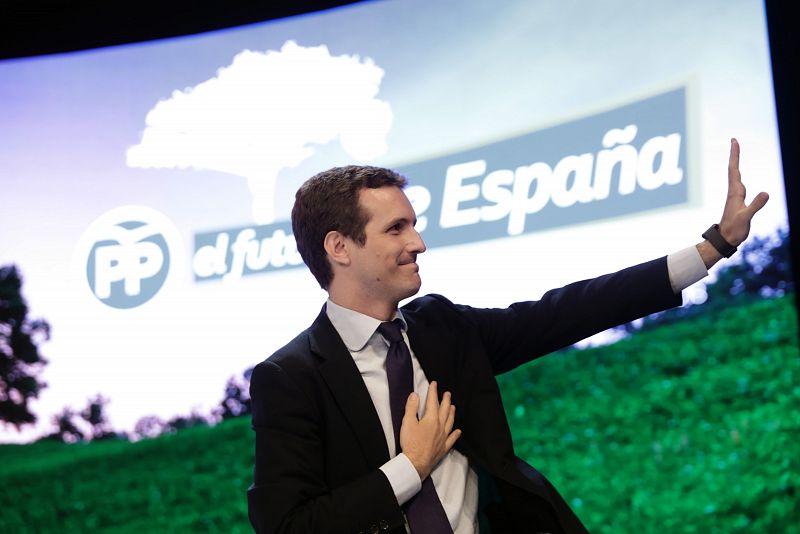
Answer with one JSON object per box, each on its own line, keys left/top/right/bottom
{"left": 126, "top": 41, "right": 393, "bottom": 223}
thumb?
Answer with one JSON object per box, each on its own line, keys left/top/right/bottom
{"left": 746, "top": 191, "right": 769, "bottom": 216}
{"left": 403, "top": 392, "right": 419, "bottom": 423}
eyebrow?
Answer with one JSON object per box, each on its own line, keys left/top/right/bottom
{"left": 385, "top": 216, "right": 417, "bottom": 229}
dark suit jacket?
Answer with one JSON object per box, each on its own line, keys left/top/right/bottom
{"left": 248, "top": 257, "right": 682, "bottom": 533}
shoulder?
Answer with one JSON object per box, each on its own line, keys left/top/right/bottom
{"left": 401, "top": 293, "right": 454, "bottom": 311}
{"left": 251, "top": 322, "right": 319, "bottom": 382}
{"left": 248, "top": 322, "right": 329, "bottom": 417}
{"left": 401, "top": 293, "right": 480, "bottom": 330}
{"left": 401, "top": 293, "right": 462, "bottom": 316}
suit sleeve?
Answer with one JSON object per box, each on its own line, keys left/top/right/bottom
{"left": 454, "top": 256, "right": 682, "bottom": 375}
{"left": 247, "top": 359, "right": 406, "bottom": 534}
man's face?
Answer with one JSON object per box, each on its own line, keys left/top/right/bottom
{"left": 346, "top": 186, "right": 427, "bottom": 305}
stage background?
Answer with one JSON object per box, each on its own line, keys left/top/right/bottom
{"left": 1, "top": 1, "right": 797, "bottom": 531}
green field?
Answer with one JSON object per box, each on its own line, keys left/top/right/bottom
{"left": 1, "top": 295, "right": 798, "bottom": 533}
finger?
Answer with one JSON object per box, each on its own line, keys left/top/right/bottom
{"left": 444, "top": 428, "right": 462, "bottom": 450}
{"left": 728, "top": 138, "right": 741, "bottom": 187}
{"left": 745, "top": 191, "right": 769, "bottom": 217}
{"left": 444, "top": 405, "right": 456, "bottom": 434}
{"left": 438, "top": 391, "right": 452, "bottom": 421}
{"left": 403, "top": 392, "right": 420, "bottom": 424}
{"left": 425, "top": 381, "right": 439, "bottom": 415}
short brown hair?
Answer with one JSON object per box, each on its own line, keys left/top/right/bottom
{"left": 292, "top": 165, "right": 408, "bottom": 289}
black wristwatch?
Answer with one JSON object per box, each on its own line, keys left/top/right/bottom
{"left": 702, "top": 223, "right": 737, "bottom": 258}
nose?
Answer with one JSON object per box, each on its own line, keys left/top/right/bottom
{"left": 409, "top": 227, "right": 426, "bottom": 254}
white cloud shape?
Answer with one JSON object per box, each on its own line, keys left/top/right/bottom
{"left": 126, "top": 41, "right": 393, "bottom": 223}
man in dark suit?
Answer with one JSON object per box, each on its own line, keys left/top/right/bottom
{"left": 248, "top": 139, "right": 767, "bottom": 533}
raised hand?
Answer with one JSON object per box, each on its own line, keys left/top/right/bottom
{"left": 399, "top": 381, "right": 461, "bottom": 480}
{"left": 718, "top": 138, "right": 769, "bottom": 246}
{"left": 697, "top": 138, "right": 769, "bottom": 268}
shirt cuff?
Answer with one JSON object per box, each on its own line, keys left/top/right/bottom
{"left": 379, "top": 453, "right": 422, "bottom": 506}
{"left": 667, "top": 246, "right": 708, "bottom": 293}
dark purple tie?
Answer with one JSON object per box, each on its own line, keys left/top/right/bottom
{"left": 378, "top": 320, "right": 453, "bottom": 534}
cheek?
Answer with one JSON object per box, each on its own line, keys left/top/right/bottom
{"left": 374, "top": 249, "right": 394, "bottom": 262}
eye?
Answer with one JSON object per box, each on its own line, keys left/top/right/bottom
{"left": 388, "top": 222, "right": 403, "bottom": 233}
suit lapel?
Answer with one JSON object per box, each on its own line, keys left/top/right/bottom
{"left": 405, "top": 305, "right": 553, "bottom": 502}
{"left": 403, "top": 311, "right": 454, "bottom": 393}
{"left": 310, "top": 307, "right": 391, "bottom": 469}
{"left": 404, "top": 309, "right": 479, "bottom": 456}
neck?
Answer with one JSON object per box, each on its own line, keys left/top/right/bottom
{"left": 327, "top": 286, "right": 397, "bottom": 321}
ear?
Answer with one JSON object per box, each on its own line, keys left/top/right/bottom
{"left": 323, "top": 230, "right": 351, "bottom": 267}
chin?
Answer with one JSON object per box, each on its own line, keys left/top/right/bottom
{"left": 407, "top": 280, "right": 423, "bottom": 298}
{"left": 397, "top": 282, "right": 421, "bottom": 301}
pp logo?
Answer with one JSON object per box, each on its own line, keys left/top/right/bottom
{"left": 78, "top": 206, "right": 183, "bottom": 309}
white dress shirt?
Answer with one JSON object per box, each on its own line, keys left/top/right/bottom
{"left": 325, "top": 246, "right": 708, "bottom": 532}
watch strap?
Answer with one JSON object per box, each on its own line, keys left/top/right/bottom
{"left": 702, "top": 223, "right": 737, "bottom": 258}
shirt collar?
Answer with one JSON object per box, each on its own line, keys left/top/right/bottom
{"left": 325, "top": 299, "right": 407, "bottom": 352}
